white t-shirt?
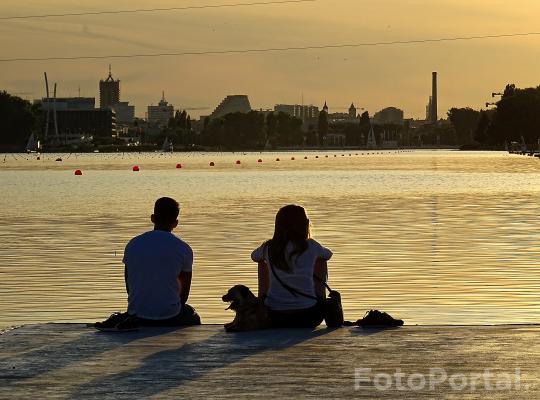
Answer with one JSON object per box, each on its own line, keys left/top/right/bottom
{"left": 123, "top": 230, "right": 193, "bottom": 320}
{"left": 251, "top": 239, "right": 332, "bottom": 311}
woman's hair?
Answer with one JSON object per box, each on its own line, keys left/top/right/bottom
{"left": 266, "top": 204, "right": 311, "bottom": 272}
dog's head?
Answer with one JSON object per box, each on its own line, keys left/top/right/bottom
{"left": 222, "top": 285, "right": 256, "bottom": 311}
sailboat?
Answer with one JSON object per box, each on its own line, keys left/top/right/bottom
{"left": 25, "top": 134, "right": 39, "bottom": 153}
{"left": 366, "top": 124, "right": 377, "bottom": 150}
{"left": 162, "top": 137, "right": 173, "bottom": 152}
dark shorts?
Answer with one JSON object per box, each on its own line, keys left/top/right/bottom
{"left": 136, "top": 304, "right": 201, "bottom": 327}
{"left": 268, "top": 302, "right": 324, "bottom": 329}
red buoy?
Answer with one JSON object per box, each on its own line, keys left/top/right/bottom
{"left": 132, "top": 166, "right": 140, "bottom": 171}
{"left": 209, "top": 162, "right": 215, "bottom": 167}
{"left": 236, "top": 160, "right": 241, "bottom": 165}
{"left": 276, "top": 158, "right": 280, "bottom": 161}
{"left": 176, "top": 163, "right": 182, "bottom": 169}
{"left": 304, "top": 156, "right": 308, "bottom": 160}
{"left": 315, "top": 156, "right": 319, "bottom": 159}
{"left": 258, "top": 159, "right": 263, "bottom": 163}
{"left": 74, "top": 169, "right": 82, "bottom": 176}
{"left": 291, "top": 157, "right": 295, "bottom": 160}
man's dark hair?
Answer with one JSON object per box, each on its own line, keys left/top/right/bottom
{"left": 154, "top": 197, "right": 180, "bottom": 226}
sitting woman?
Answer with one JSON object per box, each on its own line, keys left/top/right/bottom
{"left": 251, "top": 204, "right": 333, "bottom": 328}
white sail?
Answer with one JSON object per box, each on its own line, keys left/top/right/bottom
{"left": 366, "top": 124, "right": 377, "bottom": 150}
{"left": 162, "top": 137, "right": 173, "bottom": 152}
{"left": 25, "top": 134, "right": 38, "bottom": 152}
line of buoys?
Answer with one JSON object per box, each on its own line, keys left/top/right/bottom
{"left": 60, "top": 150, "right": 412, "bottom": 174}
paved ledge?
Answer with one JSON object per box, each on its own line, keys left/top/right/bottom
{"left": 1, "top": 324, "right": 540, "bottom": 399}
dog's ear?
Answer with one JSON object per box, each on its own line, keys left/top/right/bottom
{"left": 238, "top": 285, "right": 251, "bottom": 298}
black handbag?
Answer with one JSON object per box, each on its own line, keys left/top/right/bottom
{"left": 269, "top": 262, "right": 344, "bottom": 328}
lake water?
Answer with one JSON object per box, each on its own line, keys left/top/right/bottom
{"left": 1, "top": 150, "right": 540, "bottom": 328}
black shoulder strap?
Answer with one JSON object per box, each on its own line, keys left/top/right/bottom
{"left": 268, "top": 260, "right": 333, "bottom": 300}
{"left": 313, "top": 273, "right": 334, "bottom": 292}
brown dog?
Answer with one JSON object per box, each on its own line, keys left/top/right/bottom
{"left": 222, "top": 285, "right": 272, "bottom": 332}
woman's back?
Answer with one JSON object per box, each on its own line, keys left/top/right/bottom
{"left": 251, "top": 238, "right": 332, "bottom": 311}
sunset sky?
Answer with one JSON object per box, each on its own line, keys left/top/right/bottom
{"left": 1, "top": 0, "right": 539, "bottom": 119}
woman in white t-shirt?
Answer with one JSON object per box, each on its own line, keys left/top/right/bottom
{"left": 251, "top": 204, "right": 333, "bottom": 328}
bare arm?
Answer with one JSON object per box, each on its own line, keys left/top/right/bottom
{"left": 178, "top": 271, "right": 192, "bottom": 305}
{"left": 314, "top": 258, "right": 328, "bottom": 299}
{"left": 257, "top": 261, "right": 270, "bottom": 298}
{"left": 124, "top": 265, "right": 129, "bottom": 295}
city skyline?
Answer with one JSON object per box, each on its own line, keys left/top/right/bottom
{"left": 1, "top": 0, "right": 540, "bottom": 118}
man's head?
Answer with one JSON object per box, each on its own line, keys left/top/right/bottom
{"left": 151, "top": 197, "right": 179, "bottom": 231}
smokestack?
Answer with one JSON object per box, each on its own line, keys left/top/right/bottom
{"left": 432, "top": 71, "right": 438, "bottom": 123}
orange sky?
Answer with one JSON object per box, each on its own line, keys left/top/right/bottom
{"left": 1, "top": 0, "right": 540, "bottom": 119}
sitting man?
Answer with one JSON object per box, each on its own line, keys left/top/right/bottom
{"left": 95, "top": 197, "right": 201, "bottom": 331}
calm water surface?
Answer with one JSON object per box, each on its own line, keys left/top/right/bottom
{"left": 1, "top": 150, "right": 540, "bottom": 328}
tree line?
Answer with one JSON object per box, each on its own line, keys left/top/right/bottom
{"left": 200, "top": 111, "right": 304, "bottom": 149}
{"left": 448, "top": 84, "right": 540, "bottom": 149}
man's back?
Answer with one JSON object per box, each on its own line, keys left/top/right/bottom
{"left": 123, "top": 230, "right": 193, "bottom": 320}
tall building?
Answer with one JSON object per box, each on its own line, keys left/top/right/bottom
{"left": 373, "top": 107, "right": 404, "bottom": 125}
{"left": 99, "top": 66, "right": 120, "bottom": 109}
{"left": 147, "top": 92, "right": 174, "bottom": 127}
{"left": 210, "top": 95, "right": 251, "bottom": 119}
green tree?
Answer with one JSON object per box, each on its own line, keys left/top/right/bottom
{"left": 447, "top": 108, "right": 481, "bottom": 144}
{"left": 0, "top": 91, "right": 36, "bottom": 148}
{"left": 487, "top": 84, "right": 540, "bottom": 147}
{"left": 474, "top": 111, "right": 491, "bottom": 144}
{"left": 358, "top": 111, "right": 371, "bottom": 145}
{"left": 317, "top": 110, "right": 328, "bottom": 146}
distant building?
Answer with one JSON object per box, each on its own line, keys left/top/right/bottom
{"left": 325, "top": 102, "right": 360, "bottom": 123}
{"left": 34, "top": 97, "right": 95, "bottom": 111}
{"left": 39, "top": 109, "right": 116, "bottom": 141}
{"left": 99, "top": 66, "right": 120, "bottom": 109}
{"left": 147, "top": 92, "right": 174, "bottom": 127}
{"left": 274, "top": 104, "right": 319, "bottom": 128}
{"left": 112, "top": 101, "right": 135, "bottom": 125}
{"left": 373, "top": 107, "right": 404, "bottom": 126}
{"left": 349, "top": 103, "right": 357, "bottom": 119}
{"left": 323, "top": 102, "right": 329, "bottom": 113}
{"left": 210, "top": 95, "right": 251, "bottom": 119}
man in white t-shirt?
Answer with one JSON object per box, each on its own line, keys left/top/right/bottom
{"left": 95, "top": 197, "right": 200, "bottom": 331}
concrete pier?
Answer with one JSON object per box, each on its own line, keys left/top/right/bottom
{"left": 1, "top": 324, "right": 540, "bottom": 399}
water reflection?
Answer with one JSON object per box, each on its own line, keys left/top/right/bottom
{"left": 1, "top": 151, "right": 539, "bottom": 327}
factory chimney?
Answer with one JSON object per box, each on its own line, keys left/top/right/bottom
{"left": 431, "top": 71, "right": 438, "bottom": 124}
